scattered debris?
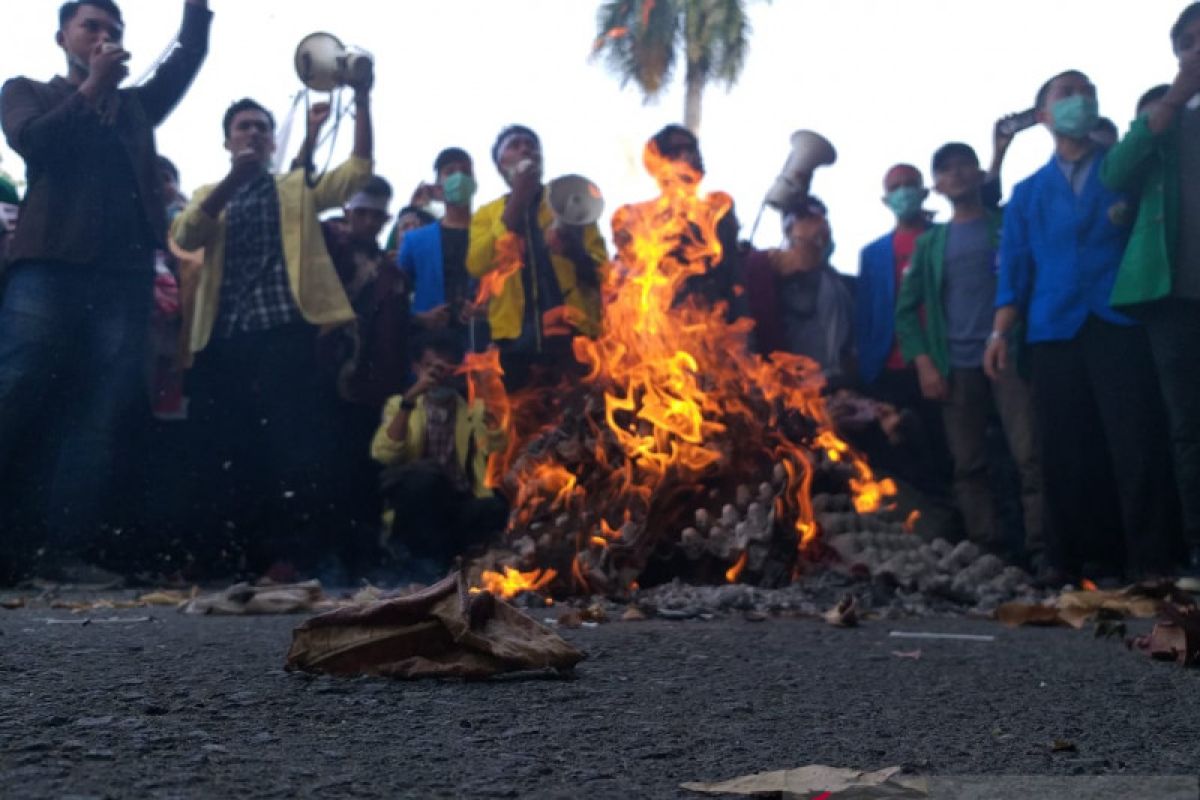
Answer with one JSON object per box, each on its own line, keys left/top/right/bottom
{"left": 681, "top": 764, "right": 927, "bottom": 797}
{"left": 1, "top": 596, "right": 26, "bottom": 610}
{"left": 888, "top": 631, "right": 995, "bottom": 642}
{"left": 1051, "top": 739, "right": 1078, "bottom": 753}
{"left": 620, "top": 606, "right": 647, "bottom": 622}
{"left": 286, "top": 572, "right": 584, "bottom": 680}
{"left": 997, "top": 580, "right": 1195, "bottom": 630}
{"left": 823, "top": 594, "right": 859, "bottom": 628}
{"left": 891, "top": 649, "right": 922, "bottom": 660}
{"left": 181, "top": 581, "right": 327, "bottom": 615}
{"left": 1129, "top": 604, "right": 1200, "bottom": 667}
{"left": 43, "top": 616, "right": 154, "bottom": 625}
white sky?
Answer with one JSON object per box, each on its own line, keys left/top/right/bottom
{"left": 0, "top": 0, "right": 1187, "bottom": 272}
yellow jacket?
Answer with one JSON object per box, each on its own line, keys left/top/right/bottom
{"left": 171, "top": 156, "right": 373, "bottom": 354}
{"left": 371, "top": 393, "right": 508, "bottom": 499}
{"left": 466, "top": 193, "right": 607, "bottom": 342}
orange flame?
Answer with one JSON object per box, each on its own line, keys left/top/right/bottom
{"left": 468, "top": 136, "right": 893, "bottom": 591}
{"left": 1080, "top": 578, "right": 1098, "bottom": 592}
{"left": 725, "top": 551, "right": 748, "bottom": 583}
{"left": 477, "top": 566, "right": 557, "bottom": 599}
{"left": 904, "top": 510, "right": 921, "bottom": 533}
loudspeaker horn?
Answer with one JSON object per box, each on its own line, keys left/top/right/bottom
{"left": 294, "top": 32, "right": 373, "bottom": 92}
{"left": 548, "top": 174, "right": 605, "bottom": 227}
{"left": 764, "top": 130, "right": 837, "bottom": 210}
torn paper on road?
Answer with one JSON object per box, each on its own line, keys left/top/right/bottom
{"left": 181, "top": 580, "right": 327, "bottom": 615}
{"left": 681, "top": 764, "right": 928, "bottom": 797}
{"left": 285, "top": 572, "right": 584, "bottom": 679}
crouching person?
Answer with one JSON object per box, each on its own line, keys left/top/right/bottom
{"left": 371, "top": 331, "right": 509, "bottom": 574}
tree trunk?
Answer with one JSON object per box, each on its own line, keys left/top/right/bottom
{"left": 683, "top": 71, "right": 704, "bottom": 134}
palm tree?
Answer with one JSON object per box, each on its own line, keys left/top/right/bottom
{"left": 592, "top": 0, "right": 757, "bottom": 134}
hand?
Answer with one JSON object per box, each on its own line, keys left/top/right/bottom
{"left": 545, "top": 223, "right": 583, "bottom": 258}
{"left": 415, "top": 305, "right": 451, "bottom": 330}
{"left": 914, "top": 356, "right": 949, "bottom": 402}
{"left": 227, "top": 148, "right": 266, "bottom": 189}
{"left": 459, "top": 300, "right": 485, "bottom": 324}
{"left": 306, "top": 102, "right": 331, "bottom": 136}
{"left": 406, "top": 362, "right": 446, "bottom": 401}
{"left": 409, "top": 182, "right": 441, "bottom": 207}
{"left": 983, "top": 336, "right": 1008, "bottom": 381}
{"left": 82, "top": 42, "right": 130, "bottom": 95}
{"left": 1167, "top": 50, "right": 1200, "bottom": 106}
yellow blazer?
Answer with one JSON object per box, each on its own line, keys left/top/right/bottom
{"left": 466, "top": 193, "right": 607, "bottom": 342}
{"left": 172, "top": 156, "right": 373, "bottom": 354}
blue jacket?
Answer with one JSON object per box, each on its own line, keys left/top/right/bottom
{"left": 398, "top": 221, "right": 470, "bottom": 313}
{"left": 996, "top": 153, "right": 1134, "bottom": 343}
{"left": 855, "top": 232, "right": 899, "bottom": 385}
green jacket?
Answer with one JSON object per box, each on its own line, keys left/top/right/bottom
{"left": 895, "top": 210, "right": 1004, "bottom": 378}
{"left": 1100, "top": 115, "right": 1180, "bottom": 307}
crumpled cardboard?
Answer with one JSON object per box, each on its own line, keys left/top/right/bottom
{"left": 285, "top": 572, "right": 584, "bottom": 679}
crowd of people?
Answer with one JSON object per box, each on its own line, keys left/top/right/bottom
{"left": 1, "top": 0, "right": 1198, "bottom": 589}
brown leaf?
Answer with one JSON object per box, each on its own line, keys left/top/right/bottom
{"left": 621, "top": 606, "right": 647, "bottom": 622}
{"left": 1051, "top": 739, "right": 1077, "bottom": 753}
{"left": 556, "top": 609, "right": 584, "bottom": 629}
{"left": 285, "top": 572, "right": 584, "bottom": 679}
{"left": 823, "top": 594, "right": 859, "bottom": 628}
{"left": 680, "top": 765, "right": 927, "bottom": 796}
{"left": 0, "top": 597, "right": 25, "bottom": 610}
{"left": 995, "top": 602, "right": 1065, "bottom": 628}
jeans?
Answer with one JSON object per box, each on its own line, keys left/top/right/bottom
{"left": 0, "top": 262, "right": 152, "bottom": 555}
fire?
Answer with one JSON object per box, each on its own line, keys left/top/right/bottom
{"left": 904, "top": 510, "right": 921, "bottom": 533}
{"left": 1080, "top": 578, "right": 1098, "bottom": 592}
{"left": 463, "top": 136, "right": 893, "bottom": 596}
{"left": 725, "top": 551, "right": 747, "bottom": 583}
{"left": 477, "top": 566, "right": 557, "bottom": 599}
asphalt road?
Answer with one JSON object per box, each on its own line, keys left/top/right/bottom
{"left": 1, "top": 606, "right": 1198, "bottom": 799}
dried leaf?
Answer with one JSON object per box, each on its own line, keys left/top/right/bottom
{"left": 1051, "top": 739, "right": 1077, "bottom": 753}
{"left": 181, "top": 581, "right": 325, "bottom": 615}
{"left": 556, "top": 609, "right": 584, "bottom": 629}
{"left": 681, "top": 764, "right": 927, "bottom": 796}
{"left": 0, "top": 597, "right": 25, "bottom": 610}
{"left": 621, "top": 606, "right": 647, "bottom": 622}
{"left": 995, "top": 602, "right": 1065, "bottom": 628}
{"left": 891, "top": 649, "right": 922, "bottom": 660}
{"left": 285, "top": 572, "right": 584, "bottom": 680}
{"left": 823, "top": 594, "right": 859, "bottom": 628}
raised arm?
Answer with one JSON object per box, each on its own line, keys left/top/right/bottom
{"left": 133, "top": 0, "right": 212, "bottom": 126}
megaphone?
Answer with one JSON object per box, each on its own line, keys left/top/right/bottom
{"left": 764, "top": 130, "right": 837, "bottom": 210}
{"left": 294, "top": 32, "right": 373, "bottom": 92}
{"left": 547, "top": 174, "right": 605, "bottom": 227}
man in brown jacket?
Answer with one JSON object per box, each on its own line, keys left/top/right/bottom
{"left": 0, "top": 0, "right": 211, "bottom": 582}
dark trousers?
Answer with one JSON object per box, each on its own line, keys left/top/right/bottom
{"left": 941, "top": 366, "right": 1042, "bottom": 554}
{"left": 1144, "top": 299, "right": 1200, "bottom": 546}
{"left": 382, "top": 462, "right": 508, "bottom": 567}
{"left": 862, "top": 366, "right": 954, "bottom": 498}
{"left": 1031, "top": 316, "right": 1181, "bottom": 576}
{"left": 0, "top": 263, "right": 151, "bottom": 561}
{"left": 186, "top": 323, "right": 335, "bottom": 571}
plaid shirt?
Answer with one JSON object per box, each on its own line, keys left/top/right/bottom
{"left": 214, "top": 173, "right": 301, "bottom": 338}
{"left": 423, "top": 390, "right": 469, "bottom": 492}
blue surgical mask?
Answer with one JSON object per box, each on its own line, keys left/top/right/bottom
{"left": 442, "top": 172, "right": 477, "bottom": 206}
{"left": 1051, "top": 94, "right": 1100, "bottom": 139}
{"left": 884, "top": 186, "right": 926, "bottom": 220}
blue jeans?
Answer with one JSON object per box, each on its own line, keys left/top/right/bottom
{"left": 0, "top": 262, "right": 152, "bottom": 555}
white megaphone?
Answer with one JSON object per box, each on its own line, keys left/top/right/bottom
{"left": 547, "top": 174, "right": 605, "bottom": 227}
{"left": 294, "top": 32, "right": 373, "bottom": 92}
{"left": 764, "top": 130, "right": 837, "bottom": 210}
